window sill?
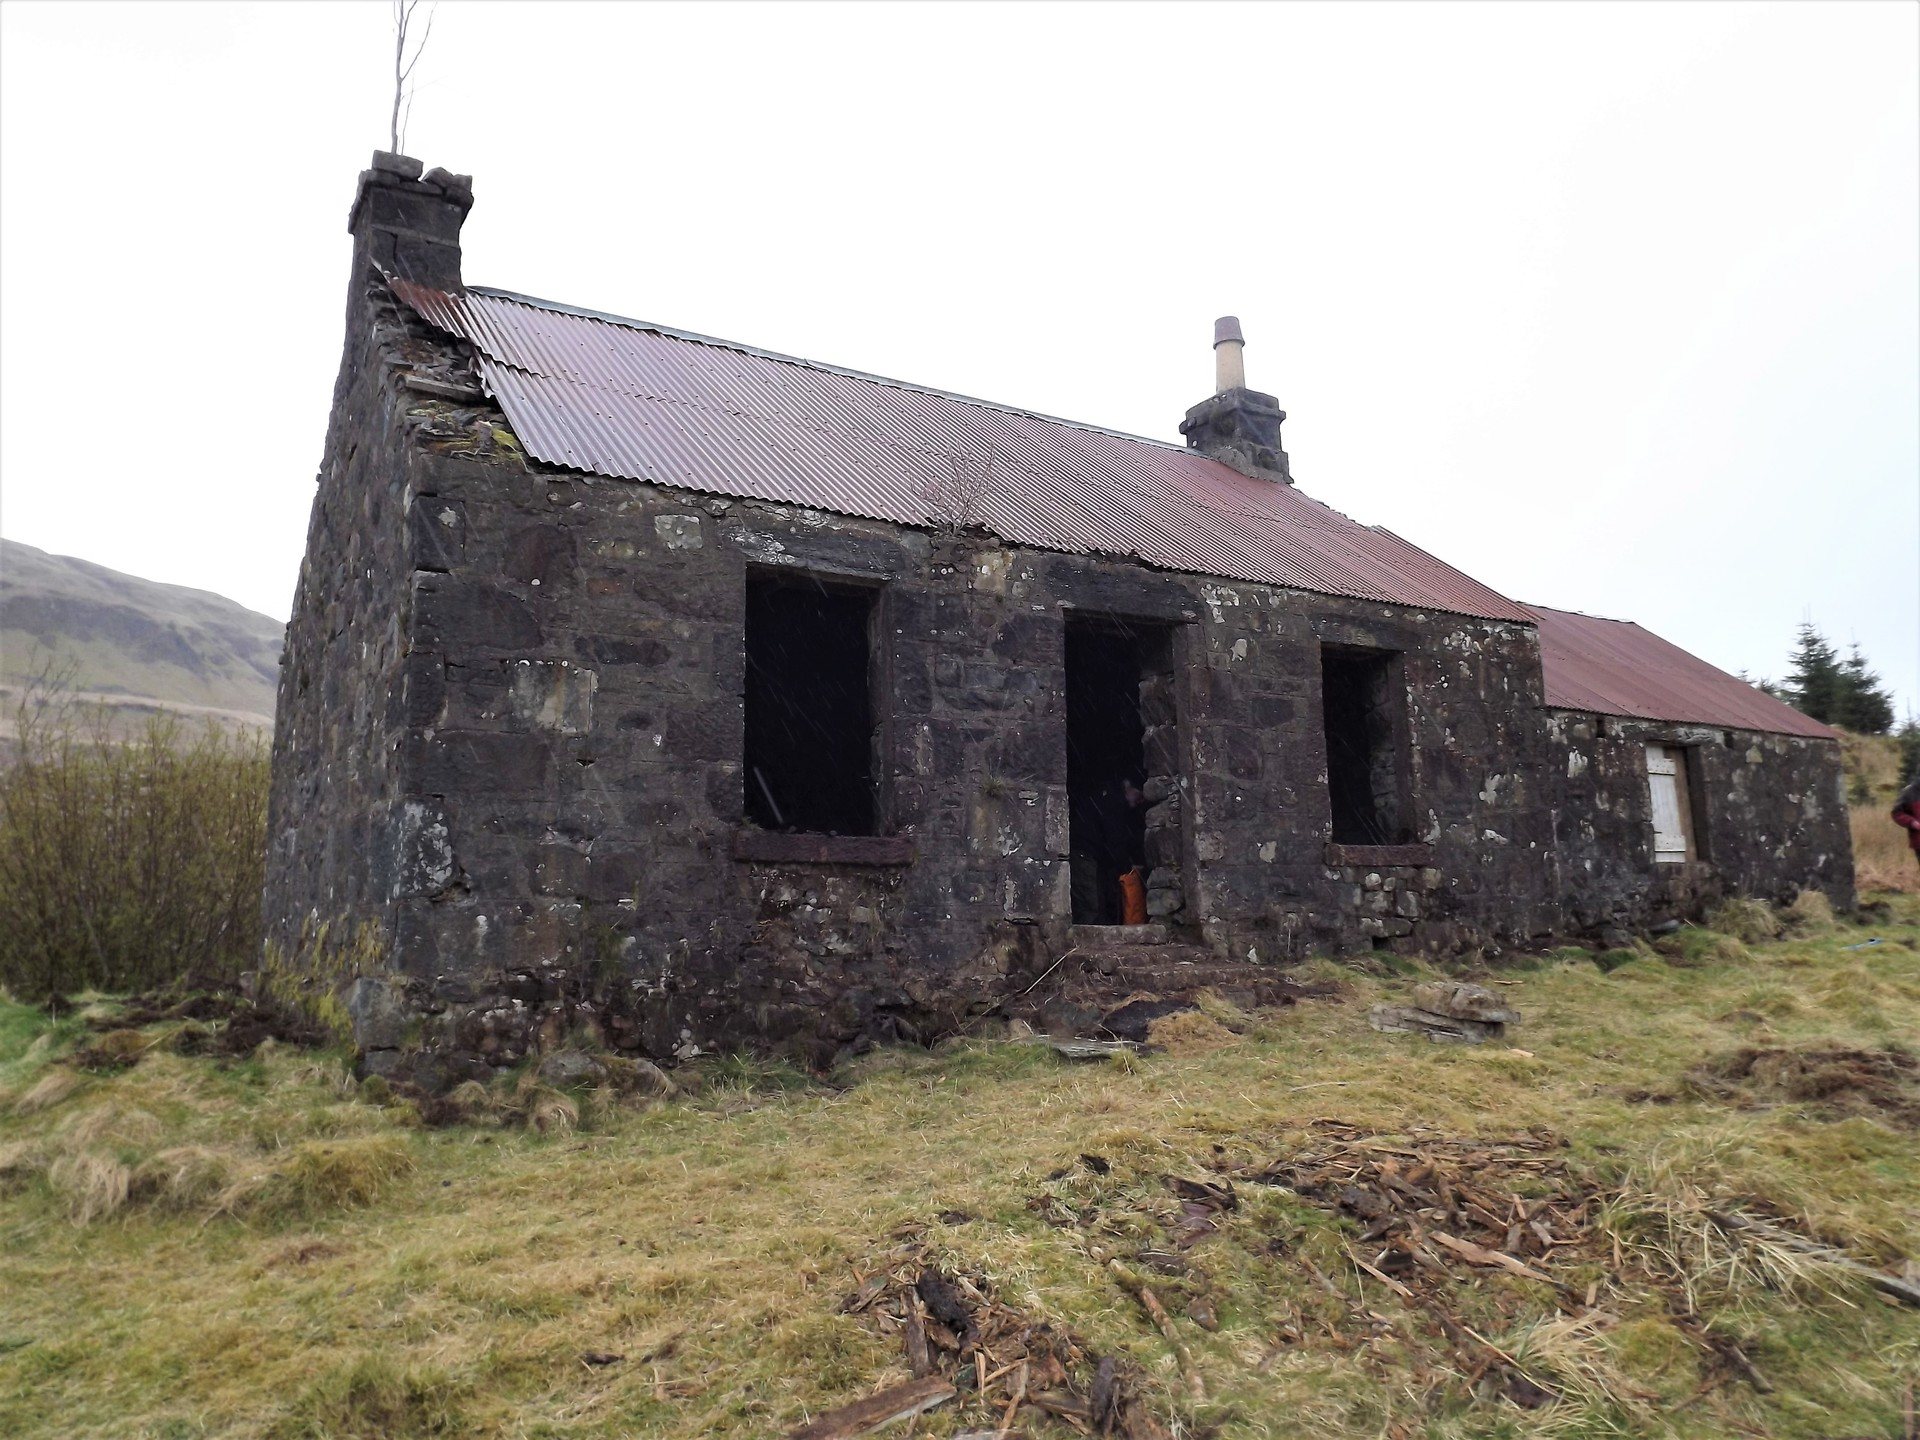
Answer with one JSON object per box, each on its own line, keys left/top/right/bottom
{"left": 1325, "top": 842, "right": 1434, "bottom": 869}
{"left": 731, "top": 829, "right": 916, "bottom": 867}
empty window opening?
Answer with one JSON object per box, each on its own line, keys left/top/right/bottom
{"left": 1321, "top": 646, "right": 1409, "bottom": 846}
{"left": 744, "top": 573, "right": 876, "bottom": 835}
{"left": 1066, "top": 619, "right": 1178, "bottom": 925}
{"left": 1645, "top": 743, "right": 1696, "bottom": 863}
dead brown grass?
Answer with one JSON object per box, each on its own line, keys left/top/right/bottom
{"left": 1145, "top": 1008, "right": 1240, "bottom": 1054}
{"left": 1854, "top": 802, "right": 1920, "bottom": 893}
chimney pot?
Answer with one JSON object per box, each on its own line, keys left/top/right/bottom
{"left": 1212, "top": 314, "right": 1248, "bottom": 394}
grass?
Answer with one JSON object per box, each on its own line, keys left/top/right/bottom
{"left": 2, "top": 900, "right": 1918, "bottom": 1438}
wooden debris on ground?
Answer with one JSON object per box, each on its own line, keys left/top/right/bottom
{"left": 1707, "top": 1209, "right": 1920, "bottom": 1308}
{"left": 1227, "top": 1121, "right": 1590, "bottom": 1407}
{"left": 783, "top": 1374, "right": 955, "bottom": 1439}
{"left": 1235, "top": 1120, "right": 1582, "bottom": 1307}
{"left": 838, "top": 1239, "right": 1172, "bottom": 1438}
{"left": 1108, "top": 1260, "right": 1205, "bottom": 1401}
{"left": 1221, "top": 1118, "right": 1917, "bottom": 1405}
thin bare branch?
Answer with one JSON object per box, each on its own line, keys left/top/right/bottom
{"left": 389, "top": 0, "right": 435, "bottom": 155}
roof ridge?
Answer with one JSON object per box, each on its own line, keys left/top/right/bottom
{"left": 466, "top": 284, "right": 1192, "bottom": 455}
{"left": 1521, "top": 600, "right": 1642, "bottom": 627}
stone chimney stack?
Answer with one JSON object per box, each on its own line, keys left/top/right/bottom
{"left": 1179, "top": 315, "right": 1291, "bottom": 484}
{"left": 347, "top": 151, "right": 472, "bottom": 291}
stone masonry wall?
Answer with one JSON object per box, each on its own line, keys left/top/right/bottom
{"left": 269, "top": 275, "right": 1570, "bottom": 1078}
{"left": 263, "top": 269, "right": 426, "bottom": 982}
{"left": 1544, "top": 709, "right": 1853, "bottom": 937}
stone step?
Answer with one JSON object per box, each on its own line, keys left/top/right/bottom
{"left": 1068, "top": 923, "right": 1171, "bottom": 950}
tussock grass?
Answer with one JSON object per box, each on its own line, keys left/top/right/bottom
{"left": 10, "top": 1068, "right": 79, "bottom": 1115}
{"left": 212, "top": 1134, "right": 415, "bottom": 1221}
{"left": 46, "top": 1149, "right": 131, "bottom": 1226}
{"left": 1783, "top": 888, "right": 1837, "bottom": 934}
{"left": 272, "top": 1354, "right": 468, "bottom": 1439}
{"left": 1146, "top": 1006, "right": 1240, "bottom": 1053}
{"left": 1707, "top": 897, "right": 1782, "bottom": 945}
{"left": 1, "top": 895, "right": 1917, "bottom": 1438}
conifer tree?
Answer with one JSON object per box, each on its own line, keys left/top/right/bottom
{"left": 1896, "top": 716, "right": 1920, "bottom": 784}
{"left": 1737, "top": 669, "right": 1788, "bottom": 701}
{"left": 1783, "top": 623, "right": 1843, "bottom": 723}
{"left": 1836, "top": 644, "right": 1895, "bottom": 735}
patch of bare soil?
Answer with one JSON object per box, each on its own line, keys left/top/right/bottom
{"left": 1687, "top": 1046, "right": 1920, "bottom": 1128}
{"left": 833, "top": 1229, "right": 1175, "bottom": 1439}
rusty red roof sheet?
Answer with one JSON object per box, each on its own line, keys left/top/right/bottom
{"left": 1526, "top": 603, "right": 1835, "bottom": 739}
{"left": 391, "top": 279, "right": 1533, "bottom": 624}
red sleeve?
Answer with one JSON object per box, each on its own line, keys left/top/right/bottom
{"left": 1895, "top": 804, "right": 1920, "bottom": 830}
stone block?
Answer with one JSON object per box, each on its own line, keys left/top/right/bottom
{"left": 408, "top": 495, "right": 467, "bottom": 571}
{"left": 345, "top": 976, "right": 412, "bottom": 1051}
{"left": 654, "top": 513, "right": 705, "bottom": 549}
{"left": 1408, "top": 981, "right": 1520, "bottom": 1024}
{"left": 415, "top": 730, "right": 555, "bottom": 796}
{"left": 506, "top": 659, "right": 596, "bottom": 734}
{"left": 411, "top": 575, "right": 541, "bottom": 650}
{"left": 501, "top": 523, "right": 578, "bottom": 588}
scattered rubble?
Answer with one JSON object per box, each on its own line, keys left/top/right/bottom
{"left": 1369, "top": 980, "right": 1520, "bottom": 1044}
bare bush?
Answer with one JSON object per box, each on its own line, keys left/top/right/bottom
{"left": 920, "top": 451, "right": 991, "bottom": 535}
{"left": 0, "top": 687, "right": 269, "bottom": 1000}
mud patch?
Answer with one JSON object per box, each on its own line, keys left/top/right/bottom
{"left": 1687, "top": 1045, "right": 1919, "bottom": 1127}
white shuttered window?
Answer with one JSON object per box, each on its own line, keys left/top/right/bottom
{"left": 1645, "top": 744, "right": 1693, "bottom": 863}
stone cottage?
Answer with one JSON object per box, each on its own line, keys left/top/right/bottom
{"left": 264, "top": 155, "right": 1851, "bottom": 1074}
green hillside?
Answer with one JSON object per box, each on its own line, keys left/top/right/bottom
{"left": 0, "top": 539, "right": 283, "bottom": 731}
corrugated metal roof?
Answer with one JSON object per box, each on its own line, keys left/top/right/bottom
{"left": 391, "top": 279, "right": 1533, "bottom": 624}
{"left": 1526, "top": 603, "right": 1835, "bottom": 740}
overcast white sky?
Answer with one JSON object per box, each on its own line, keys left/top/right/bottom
{"left": 3, "top": 1, "right": 1916, "bottom": 713}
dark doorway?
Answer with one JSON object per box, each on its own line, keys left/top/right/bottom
{"left": 1065, "top": 619, "right": 1162, "bottom": 924}
{"left": 743, "top": 572, "right": 876, "bottom": 835}
{"left": 1321, "top": 646, "right": 1407, "bottom": 845}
